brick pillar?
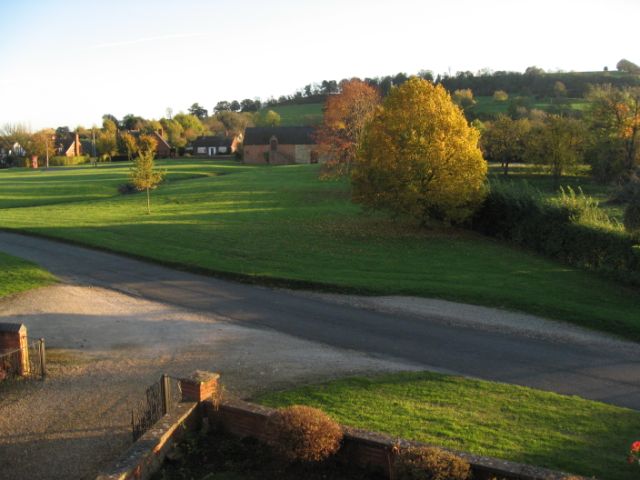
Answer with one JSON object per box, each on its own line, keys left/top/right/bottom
{"left": 0, "top": 323, "right": 29, "bottom": 375}
{"left": 179, "top": 371, "right": 220, "bottom": 403}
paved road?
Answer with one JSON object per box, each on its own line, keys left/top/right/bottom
{"left": 2, "top": 231, "right": 640, "bottom": 409}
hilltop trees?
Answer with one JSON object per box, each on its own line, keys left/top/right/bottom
{"left": 188, "top": 103, "right": 208, "bottom": 119}
{"left": 617, "top": 59, "right": 640, "bottom": 74}
{"left": 316, "top": 78, "right": 380, "bottom": 177}
{"left": 352, "top": 77, "right": 487, "bottom": 224}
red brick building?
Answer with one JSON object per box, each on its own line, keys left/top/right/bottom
{"left": 243, "top": 127, "right": 325, "bottom": 165}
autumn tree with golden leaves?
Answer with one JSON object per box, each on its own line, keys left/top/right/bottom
{"left": 352, "top": 77, "right": 487, "bottom": 224}
{"left": 316, "top": 79, "right": 380, "bottom": 177}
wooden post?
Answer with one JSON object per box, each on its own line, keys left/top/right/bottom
{"left": 39, "top": 338, "right": 46, "bottom": 379}
{"left": 161, "top": 374, "right": 171, "bottom": 415}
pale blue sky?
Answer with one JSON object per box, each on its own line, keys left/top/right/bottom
{"left": 1, "top": 0, "right": 638, "bottom": 129}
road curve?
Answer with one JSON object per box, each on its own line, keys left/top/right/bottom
{"left": 2, "top": 231, "right": 640, "bottom": 409}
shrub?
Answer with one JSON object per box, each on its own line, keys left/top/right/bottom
{"left": 471, "top": 180, "right": 640, "bottom": 285}
{"left": 267, "top": 405, "right": 342, "bottom": 463}
{"left": 118, "top": 183, "right": 137, "bottom": 195}
{"left": 394, "top": 446, "right": 471, "bottom": 480}
{"left": 493, "top": 90, "right": 509, "bottom": 102}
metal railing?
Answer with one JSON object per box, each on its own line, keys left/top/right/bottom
{"left": 131, "top": 374, "right": 182, "bottom": 441}
{"left": 0, "top": 338, "right": 46, "bottom": 381}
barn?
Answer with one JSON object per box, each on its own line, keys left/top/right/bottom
{"left": 243, "top": 126, "right": 325, "bottom": 165}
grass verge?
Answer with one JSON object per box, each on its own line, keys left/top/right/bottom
{"left": 0, "top": 252, "right": 56, "bottom": 298}
{"left": 257, "top": 371, "right": 640, "bottom": 480}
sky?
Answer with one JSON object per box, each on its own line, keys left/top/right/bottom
{"left": 0, "top": 0, "right": 638, "bottom": 130}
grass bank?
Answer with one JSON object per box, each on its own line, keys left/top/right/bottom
{"left": 262, "top": 103, "right": 324, "bottom": 126}
{"left": 0, "top": 161, "right": 638, "bottom": 339}
{"left": 257, "top": 371, "right": 640, "bottom": 480}
{"left": 0, "top": 252, "right": 56, "bottom": 298}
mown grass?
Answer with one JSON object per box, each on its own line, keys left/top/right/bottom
{"left": 0, "top": 160, "right": 638, "bottom": 339}
{"left": 0, "top": 252, "right": 56, "bottom": 297}
{"left": 257, "top": 371, "right": 640, "bottom": 480}
{"left": 263, "top": 103, "right": 324, "bottom": 126}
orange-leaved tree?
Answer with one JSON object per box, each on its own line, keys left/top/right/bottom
{"left": 352, "top": 77, "right": 487, "bottom": 224}
{"left": 316, "top": 78, "right": 380, "bottom": 177}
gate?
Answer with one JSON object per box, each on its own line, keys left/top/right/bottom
{"left": 0, "top": 338, "right": 46, "bottom": 381}
{"left": 131, "top": 374, "right": 182, "bottom": 441}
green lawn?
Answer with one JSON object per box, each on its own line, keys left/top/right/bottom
{"left": 263, "top": 103, "right": 324, "bottom": 126}
{"left": 257, "top": 372, "right": 640, "bottom": 480}
{"left": 0, "top": 160, "right": 638, "bottom": 339}
{"left": 0, "top": 252, "right": 56, "bottom": 297}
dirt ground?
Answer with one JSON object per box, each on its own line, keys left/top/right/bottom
{"left": 0, "top": 285, "right": 418, "bottom": 480}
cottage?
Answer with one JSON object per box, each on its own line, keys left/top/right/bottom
{"left": 243, "top": 126, "right": 324, "bottom": 165}
{"left": 58, "top": 132, "right": 82, "bottom": 157}
{"left": 190, "top": 135, "right": 239, "bottom": 157}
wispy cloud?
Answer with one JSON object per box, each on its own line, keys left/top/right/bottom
{"left": 83, "top": 32, "right": 208, "bottom": 51}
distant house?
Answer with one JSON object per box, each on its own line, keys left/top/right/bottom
{"left": 189, "top": 135, "right": 240, "bottom": 157}
{"left": 10, "top": 142, "right": 26, "bottom": 157}
{"left": 58, "top": 132, "right": 82, "bottom": 157}
{"left": 243, "top": 126, "right": 324, "bottom": 165}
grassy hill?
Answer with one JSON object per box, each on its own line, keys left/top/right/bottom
{"left": 468, "top": 96, "right": 590, "bottom": 118}
{"left": 0, "top": 160, "right": 638, "bottom": 340}
{"left": 261, "top": 103, "right": 324, "bottom": 126}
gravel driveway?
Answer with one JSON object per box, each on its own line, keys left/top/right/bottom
{"left": 0, "top": 285, "right": 418, "bottom": 480}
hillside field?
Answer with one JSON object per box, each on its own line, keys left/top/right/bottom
{"left": 0, "top": 160, "right": 638, "bottom": 339}
{"left": 261, "top": 103, "right": 324, "bottom": 125}
{"left": 468, "top": 96, "right": 590, "bottom": 117}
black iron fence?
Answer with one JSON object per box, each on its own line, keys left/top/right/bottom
{"left": 0, "top": 338, "right": 46, "bottom": 381}
{"left": 131, "top": 374, "right": 182, "bottom": 441}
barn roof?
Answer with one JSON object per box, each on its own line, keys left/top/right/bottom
{"left": 243, "top": 126, "right": 316, "bottom": 146}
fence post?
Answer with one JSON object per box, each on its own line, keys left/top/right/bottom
{"left": 161, "top": 374, "right": 170, "bottom": 416}
{"left": 39, "top": 338, "right": 46, "bottom": 379}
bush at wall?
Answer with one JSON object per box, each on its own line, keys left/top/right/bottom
{"left": 267, "top": 405, "right": 343, "bottom": 463}
{"left": 471, "top": 180, "right": 640, "bottom": 285}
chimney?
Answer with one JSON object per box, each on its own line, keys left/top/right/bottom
{"left": 157, "top": 127, "right": 164, "bottom": 138}
{"left": 74, "top": 132, "right": 80, "bottom": 157}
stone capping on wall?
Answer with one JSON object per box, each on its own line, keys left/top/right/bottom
{"left": 209, "top": 398, "right": 587, "bottom": 480}
{"left": 95, "top": 401, "right": 200, "bottom": 480}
